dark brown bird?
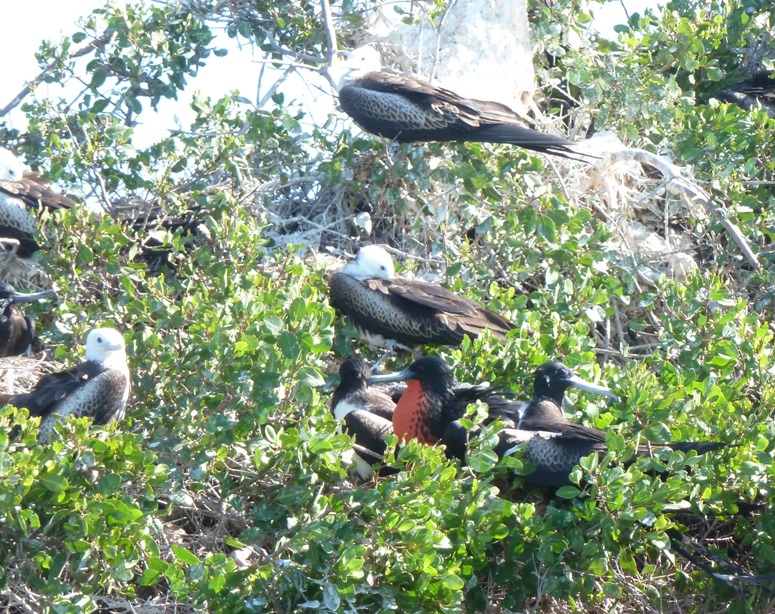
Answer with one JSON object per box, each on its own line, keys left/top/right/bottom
{"left": 329, "top": 245, "right": 514, "bottom": 355}
{"left": 495, "top": 362, "right": 725, "bottom": 487}
{"left": 330, "top": 47, "right": 594, "bottom": 162}
{"left": 369, "top": 358, "right": 723, "bottom": 488}
{"left": 1, "top": 328, "right": 130, "bottom": 442}
{"left": 716, "top": 70, "right": 775, "bottom": 118}
{"left": 331, "top": 357, "right": 396, "bottom": 478}
{"left": 0, "top": 148, "right": 76, "bottom": 258}
{"left": 366, "top": 356, "right": 522, "bottom": 450}
{"left": 0, "top": 282, "right": 58, "bottom": 358}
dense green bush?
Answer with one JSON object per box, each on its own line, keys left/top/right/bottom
{"left": 1, "top": 0, "right": 774, "bottom": 611}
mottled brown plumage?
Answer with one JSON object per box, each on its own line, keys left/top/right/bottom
{"left": 493, "top": 362, "right": 724, "bottom": 487}
{"left": 332, "top": 48, "right": 593, "bottom": 161}
{"left": 497, "top": 400, "right": 726, "bottom": 488}
{"left": 0, "top": 149, "right": 76, "bottom": 258}
{"left": 329, "top": 246, "right": 514, "bottom": 348}
{"left": 1, "top": 328, "right": 130, "bottom": 442}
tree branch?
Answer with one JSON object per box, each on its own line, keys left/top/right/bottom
{"left": 320, "top": 0, "right": 338, "bottom": 63}
{"left": 0, "top": 34, "right": 112, "bottom": 118}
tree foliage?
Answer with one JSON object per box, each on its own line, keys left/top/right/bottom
{"left": 1, "top": 0, "right": 774, "bottom": 611}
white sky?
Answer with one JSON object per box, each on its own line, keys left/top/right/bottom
{"left": 0, "top": 1, "right": 662, "bottom": 152}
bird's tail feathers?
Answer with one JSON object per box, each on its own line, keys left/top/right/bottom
{"left": 463, "top": 124, "right": 597, "bottom": 163}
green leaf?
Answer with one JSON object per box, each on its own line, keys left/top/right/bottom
{"left": 89, "top": 69, "right": 107, "bottom": 89}
{"left": 278, "top": 331, "right": 300, "bottom": 360}
{"left": 40, "top": 474, "right": 68, "bottom": 493}
{"left": 97, "top": 473, "right": 121, "bottom": 496}
{"left": 172, "top": 545, "right": 199, "bottom": 566}
{"left": 440, "top": 573, "right": 465, "bottom": 590}
{"left": 263, "top": 316, "right": 284, "bottom": 335}
{"left": 555, "top": 486, "right": 581, "bottom": 499}
{"left": 77, "top": 243, "right": 94, "bottom": 265}
{"left": 297, "top": 366, "right": 325, "bottom": 387}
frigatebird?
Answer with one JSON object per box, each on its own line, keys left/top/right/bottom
{"left": 329, "top": 245, "right": 514, "bottom": 355}
{"left": 329, "top": 47, "right": 593, "bottom": 162}
{"left": 0, "top": 327, "right": 130, "bottom": 442}
{"left": 331, "top": 357, "right": 396, "bottom": 478}
{"left": 0, "top": 282, "right": 58, "bottom": 358}
{"left": 0, "top": 148, "right": 76, "bottom": 258}
{"left": 368, "top": 357, "right": 723, "bottom": 487}
{"left": 331, "top": 356, "right": 495, "bottom": 477}
{"left": 716, "top": 70, "right": 775, "bottom": 118}
{"left": 366, "top": 356, "right": 525, "bottom": 447}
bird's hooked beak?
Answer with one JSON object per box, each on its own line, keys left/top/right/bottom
{"left": 10, "top": 289, "right": 58, "bottom": 305}
{"left": 367, "top": 367, "right": 417, "bottom": 386}
{"left": 565, "top": 373, "right": 620, "bottom": 403}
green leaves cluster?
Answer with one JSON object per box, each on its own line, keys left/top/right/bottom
{"left": 1, "top": 0, "right": 774, "bottom": 612}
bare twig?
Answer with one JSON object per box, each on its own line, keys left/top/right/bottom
{"left": 319, "top": 0, "right": 338, "bottom": 63}
{"left": 0, "top": 34, "right": 111, "bottom": 117}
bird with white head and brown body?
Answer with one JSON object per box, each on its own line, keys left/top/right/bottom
{"left": 328, "top": 245, "right": 514, "bottom": 363}
{"left": 0, "top": 327, "right": 130, "bottom": 442}
{"left": 0, "top": 147, "right": 76, "bottom": 258}
{"left": 327, "top": 47, "right": 595, "bottom": 162}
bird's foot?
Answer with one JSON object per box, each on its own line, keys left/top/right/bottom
{"left": 368, "top": 339, "right": 414, "bottom": 372}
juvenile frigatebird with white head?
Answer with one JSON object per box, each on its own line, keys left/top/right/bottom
{"left": 329, "top": 245, "right": 514, "bottom": 364}
{"left": 0, "top": 327, "right": 130, "bottom": 442}
{"left": 0, "top": 147, "right": 76, "bottom": 258}
{"left": 331, "top": 357, "right": 396, "bottom": 479}
{"left": 0, "top": 282, "right": 58, "bottom": 358}
{"left": 327, "top": 47, "right": 594, "bottom": 162}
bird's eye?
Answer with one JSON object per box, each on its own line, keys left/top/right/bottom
{"left": 97, "top": 337, "right": 103, "bottom": 343}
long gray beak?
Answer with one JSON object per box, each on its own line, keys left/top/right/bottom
{"left": 367, "top": 368, "right": 416, "bottom": 386}
{"left": 11, "top": 289, "right": 58, "bottom": 304}
{"left": 566, "top": 374, "right": 620, "bottom": 403}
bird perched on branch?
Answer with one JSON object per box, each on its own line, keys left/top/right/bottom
{"left": 369, "top": 357, "right": 723, "bottom": 488}
{"left": 0, "top": 282, "right": 58, "bottom": 358}
{"left": 329, "top": 245, "right": 514, "bottom": 362}
{"left": 0, "top": 148, "right": 76, "bottom": 258}
{"left": 328, "top": 47, "right": 595, "bottom": 162}
{"left": 716, "top": 70, "right": 775, "bottom": 118}
{"left": 1, "top": 327, "right": 130, "bottom": 442}
{"left": 331, "top": 357, "right": 396, "bottom": 479}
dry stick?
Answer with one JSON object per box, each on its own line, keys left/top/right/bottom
{"left": 319, "top": 0, "right": 338, "bottom": 63}
{"left": 0, "top": 34, "right": 111, "bottom": 118}
{"left": 605, "top": 149, "right": 762, "bottom": 271}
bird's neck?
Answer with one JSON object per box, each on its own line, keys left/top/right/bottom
{"left": 99, "top": 352, "right": 129, "bottom": 376}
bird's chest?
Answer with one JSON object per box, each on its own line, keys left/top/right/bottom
{"left": 392, "top": 381, "right": 438, "bottom": 445}
{"left": 341, "top": 87, "right": 448, "bottom": 132}
{"left": 0, "top": 195, "right": 36, "bottom": 233}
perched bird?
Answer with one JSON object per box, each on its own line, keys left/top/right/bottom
{"left": 125, "top": 207, "right": 209, "bottom": 273}
{"left": 331, "top": 357, "right": 396, "bottom": 478}
{"left": 0, "top": 282, "right": 58, "bottom": 358}
{"left": 716, "top": 70, "right": 775, "bottom": 118}
{"left": 366, "top": 356, "right": 527, "bottom": 448}
{"left": 0, "top": 328, "right": 130, "bottom": 442}
{"left": 368, "top": 357, "right": 722, "bottom": 488}
{"left": 329, "top": 47, "right": 594, "bottom": 162}
{"left": 329, "top": 245, "right": 514, "bottom": 359}
{"left": 0, "top": 148, "right": 76, "bottom": 258}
